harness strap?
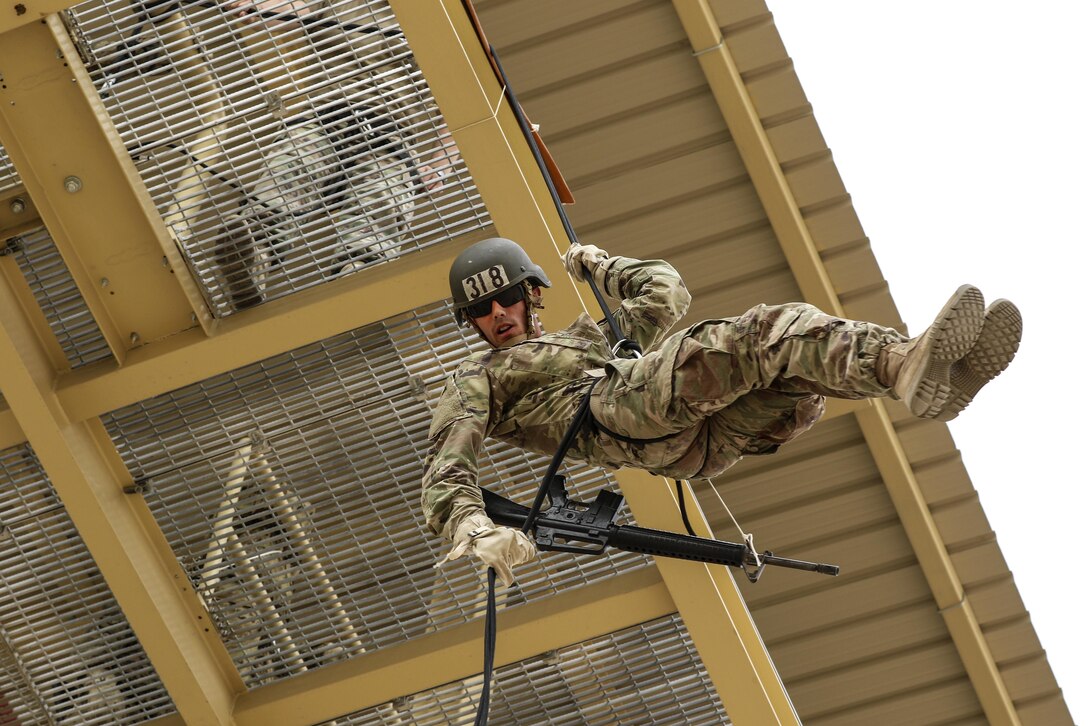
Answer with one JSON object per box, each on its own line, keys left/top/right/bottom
{"left": 583, "top": 410, "right": 685, "bottom": 445}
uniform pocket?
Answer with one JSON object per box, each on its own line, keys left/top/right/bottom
{"left": 507, "top": 338, "right": 592, "bottom": 376}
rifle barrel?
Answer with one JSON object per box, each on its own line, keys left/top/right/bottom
{"left": 757, "top": 553, "right": 839, "bottom": 576}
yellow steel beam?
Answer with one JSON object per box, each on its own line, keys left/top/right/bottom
{"left": 0, "top": 254, "right": 68, "bottom": 371}
{"left": 0, "top": 184, "right": 41, "bottom": 240}
{"left": 0, "top": 0, "right": 71, "bottom": 35}
{"left": 0, "top": 407, "right": 23, "bottom": 450}
{"left": 0, "top": 268, "right": 244, "bottom": 725}
{"left": 390, "top": 1, "right": 798, "bottom": 723}
{"left": 670, "top": 2, "right": 1020, "bottom": 724}
{"left": 0, "top": 17, "right": 214, "bottom": 365}
{"left": 54, "top": 230, "right": 491, "bottom": 422}
{"left": 619, "top": 470, "right": 801, "bottom": 724}
{"left": 234, "top": 568, "right": 673, "bottom": 725}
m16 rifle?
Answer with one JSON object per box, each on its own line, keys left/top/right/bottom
{"left": 482, "top": 475, "right": 839, "bottom": 583}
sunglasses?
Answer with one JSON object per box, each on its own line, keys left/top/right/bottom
{"left": 464, "top": 284, "right": 526, "bottom": 319}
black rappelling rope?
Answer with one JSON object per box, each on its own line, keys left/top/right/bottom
{"left": 471, "top": 41, "right": 641, "bottom": 726}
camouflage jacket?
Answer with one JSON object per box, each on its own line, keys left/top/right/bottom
{"left": 421, "top": 255, "right": 691, "bottom": 535}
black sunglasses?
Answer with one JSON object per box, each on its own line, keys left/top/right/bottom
{"left": 464, "top": 285, "right": 526, "bottom": 318}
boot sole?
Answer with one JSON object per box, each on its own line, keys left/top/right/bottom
{"left": 902, "top": 285, "right": 986, "bottom": 419}
{"left": 934, "top": 299, "right": 1022, "bottom": 422}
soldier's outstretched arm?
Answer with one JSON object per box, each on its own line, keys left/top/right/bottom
{"left": 563, "top": 243, "right": 692, "bottom": 353}
{"left": 421, "top": 363, "right": 491, "bottom": 534}
{"left": 421, "top": 363, "right": 539, "bottom": 585}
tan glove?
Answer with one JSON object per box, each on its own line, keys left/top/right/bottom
{"left": 562, "top": 243, "right": 609, "bottom": 283}
{"left": 439, "top": 507, "right": 538, "bottom": 587}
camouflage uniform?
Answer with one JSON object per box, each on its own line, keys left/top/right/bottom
{"left": 422, "top": 255, "right": 908, "bottom": 534}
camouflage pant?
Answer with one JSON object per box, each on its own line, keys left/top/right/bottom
{"left": 585, "top": 302, "right": 908, "bottom": 478}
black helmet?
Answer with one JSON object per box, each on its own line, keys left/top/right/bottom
{"left": 449, "top": 237, "right": 551, "bottom": 323}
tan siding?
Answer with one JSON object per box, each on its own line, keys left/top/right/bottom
{"left": 970, "top": 578, "right": 1028, "bottom": 622}
{"left": 805, "top": 201, "right": 869, "bottom": 253}
{"left": 1018, "top": 693, "right": 1077, "bottom": 726}
{"left": 498, "top": 2, "right": 686, "bottom": 94}
{"left": 708, "top": 0, "right": 770, "bottom": 29}
{"left": 985, "top": 617, "right": 1044, "bottom": 662}
{"left": 472, "top": 0, "right": 639, "bottom": 49}
{"left": 787, "top": 642, "right": 971, "bottom": 714}
{"left": 766, "top": 115, "right": 829, "bottom": 165}
{"left": 786, "top": 156, "right": 848, "bottom": 209}
{"left": 746, "top": 67, "right": 810, "bottom": 121}
{"left": 822, "top": 242, "right": 887, "bottom": 296}
{"left": 773, "top": 607, "right": 954, "bottom": 681}
{"left": 525, "top": 50, "right": 707, "bottom": 138}
{"left": 725, "top": 19, "right": 789, "bottom": 74}
{"left": 551, "top": 94, "right": 727, "bottom": 183}
{"left": 950, "top": 540, "right": 1011, "bottom": 584}
{"left": 755, "top": 567, "right": 932, "bottom": 641}
{"left": 914, "top": 454, "right": 978, "bottom": 504}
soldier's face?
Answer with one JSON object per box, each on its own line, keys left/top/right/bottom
{"left": 471, "top": 298, "right": 528, "bottom": 347}
{"left": 470, "top": 288, "right": 537, "bottom": 348}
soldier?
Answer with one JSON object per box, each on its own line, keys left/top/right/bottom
{"left": 423, "top": 238, "right": 1021, "bottom": 586}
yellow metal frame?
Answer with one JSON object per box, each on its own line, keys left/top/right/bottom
{"left": 0, "top": 0, "right": 72, "bottom": 34}
{"left": 233, "top": 568, "right": 672, "bottom": 725}
{"left": 0, "top": 184, "right": 41, "bottom": 240}
{"left": 0, "top": 18, "right": 209, "bottom": 361}
{"left": 54, "top": 233, "right": 490, "bottom": 421}
{"left": 669, "top": 2, "right": 1020, "bottom": 724}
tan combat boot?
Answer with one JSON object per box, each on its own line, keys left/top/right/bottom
{"left": 877, "top": 285, "right": 986, "bottom": 419}
{"left": 937, "top": 298, "right": 1022, "bottom": 421}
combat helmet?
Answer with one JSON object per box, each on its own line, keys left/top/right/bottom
{"left": 449, "top": 237, "right": 551, "bottom": 327}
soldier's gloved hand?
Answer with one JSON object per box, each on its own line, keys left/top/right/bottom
{"left": 440, "top": 509, "right": 538, "bottom": 587}
{"left": 562, "top": 243, "right": 609, "bottom": 283}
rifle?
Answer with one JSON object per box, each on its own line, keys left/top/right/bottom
{"left": 482, "top": 476, "right": 839, "bottom": 583}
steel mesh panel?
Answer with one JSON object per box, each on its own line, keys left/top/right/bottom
{"left": 0, "top": 146, "right": 19, "bottom": 195}
{"left": 0, "top": 444, "right": 176, "bottom": 725}
{"left": 6, "top": 226, "right": 113, "bottom": 369}
{"left": 64, "top": 0, "right": 491, "bottom": 317}
{"left": 322, "top": 614, "right": 729, "bottom": 726}
{"left": 102, "top": 300, "right": 651, "bottom": 687}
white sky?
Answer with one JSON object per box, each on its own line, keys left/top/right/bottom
{"left": 769, "top": 2, "right": 1087, "bottom": 721}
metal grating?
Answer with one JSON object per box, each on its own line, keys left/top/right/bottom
{"left": 0, "top": 444, "right": 176, "bottom": 725}
{"left": 0, "top": 146, "right": 19, "bottom": 196}
{"left": 102, "top": 299, "right": 651, "bottom": 687}
{"left": 323, "top": 614, "right": 730, "bottom": 725}
{"left": 64, "top": 0, "right": 491, "bottom": 317}
{"left": 7, "top": 226, "right": 114, "bottom": 369}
